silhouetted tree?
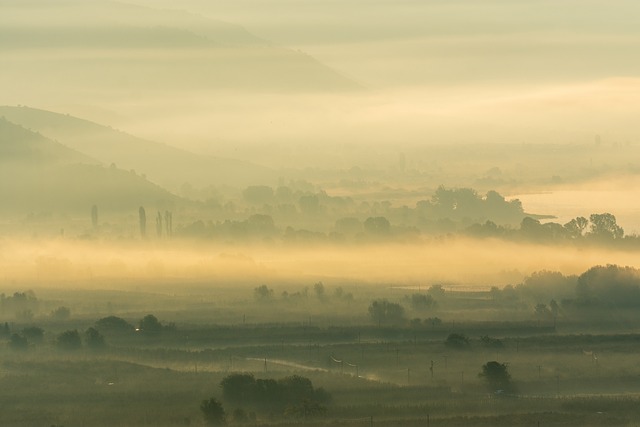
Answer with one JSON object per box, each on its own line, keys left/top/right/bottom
{"left": 480, "top": 335, "right": 503, "bottom": 349}
{"left": 428, "top": 284, "right": 446, "bottom": 298}
{"left": 91, "top": 204, "right": 98, "bottom": 229}
{"left": 95, "top": 316, "right": 134, "bottom": 332}
{"left": 165, "top": 211, "right": 172, "bottom": 237}
{"left": 139, "top": 206, "right": 146, "bottom": 238}
{"left": 221, "top": 373, "right": 256, "bottom": 404}
{"left": 253, "top": 285, "right": 273, "bottom": 301}
{"left": 156, "top": 211, "right": 163, "bottom": 238}
{"left": 200, "top": 397, "right": 226, "bottom": 425}
{"left": 364, "top": 216, "right": 391, "bottom": 235}
{"left": 588, "top": 213, "right": 624, "bottom": 240}
{"left": 445, "top": 333, "right": 471, "bottom": 350}
{"left": 410, "top": 293, "right": 436, "bottom": 311}
{"left": 22, "top": 326, "right": 44, "bottom": 343}
{"left": 50, "top": 306, "right": 70, "bottom": 320}
{"left": 9, "top": 333, "right": 28, "bottom": 351}
{"left": 479, "top": 361, "right": 512, "bottom": 391}
{"left": 368, "top": 299, "right": 405, "bottom": 326}
{"left": 284, "top": 399, "right": 327, "bottom": 419}
{"left": 231, "top": 408, "right": 249, "bottom": 424}
{"left": 138, "top": 314, "right": 162, "bottom": 333}
{"left": 57, "top": 329, "right": 81, "bottom": 350}
{"left": 564, "top": 216, "right": 588, "bottom": 239}
{"left": 85, "top": 327, "right": 106, "bottom": 349}
{"left": 313, "top": 282, "right": 326, "bottom": 301}
{"left": 534, "top": 303, "right": 552, "bottom": 321}
{"left": 576, "top": 264, "right": 640, "bottom": 307}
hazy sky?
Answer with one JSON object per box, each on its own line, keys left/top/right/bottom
{"left": 3, "top": 0, "right": 640, "bottom": 152}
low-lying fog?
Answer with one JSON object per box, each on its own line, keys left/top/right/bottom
{"left": 2, "top": 238, "right": 640, "bottom": 290}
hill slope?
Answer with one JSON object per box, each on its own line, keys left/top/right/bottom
{"left": 0, "top": 0, "right": 359, "bottom": 97}
{"left": 0, "top": 118, "right": 179, "bottom": 214}
{"left": 0, "top": 106, "right": 276, "bottom": 191}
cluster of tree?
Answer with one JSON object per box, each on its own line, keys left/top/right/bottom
{"left": 94, "top": 314, "right": 174, "bottom": 335}
{"left": 7, "top": 326, "right": 105, "bottom": 351}
{"left": 201, "top": 399, "right": 259, "bottom": 426}
{"left": 479, "top": 361, "right": 514, "bottom": 393}
{"left": 467, "top": 213, "right": 628, "bottom": 244}
{"left": 181, "top": 214, "right": 277, "bottom": 240}
{"left": 0, "top": 291, "right": 38, "bottom": 320}
{"left": 407, "top": 293, "right": 436, "bottom": 311}
{"left": 219, "top": 373, "right": 330, "bottom": 413}
{"left": 5, "top": 313, "right": 175, "bottom": 351}
{"left": 176, "top": 186, "right": 530, "bottom": 242}
{"left": 491, "top": 264, "right": 640, "bottom": 312}
{"left": 254, "top": 283, "right": 353, "bottom": 303}
{"left": 137, "top": 206, "right": 174, "bottom": 239}
{"left": 369, "top": 287, "right": 445, "bottom": 326}
{"left": 368, "top": 299, "right": 405, "bottom": 326}
{"left": 420, "top": 187, "right": 524, "bottom": 224}
{"left": 444, "top": 333, "right": 471, "bottom": 350}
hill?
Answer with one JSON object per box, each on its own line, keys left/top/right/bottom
{"left": 0, "top": 0, "right": 359, "bottom": 99}
{"left": 0, "top": 106, "right": 276, "bottom": 192}
{"left": 0, "top": 118, "right": 179, "bottom": 214}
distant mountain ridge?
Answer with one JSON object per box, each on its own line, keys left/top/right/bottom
{"left": 0, "top": 106, "right": 277, "bottom": 192}
{"left": 1, "top": 0, "right": 360, "bottom": 94}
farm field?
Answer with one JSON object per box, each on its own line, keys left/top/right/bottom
{"left": 3, "top": 281, "right": 640, "bottom": 427}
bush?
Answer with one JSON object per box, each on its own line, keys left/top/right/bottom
{"left": 445, "top": 333, "right": 470, "bottom": 350}
{"left": 201, "top": 397, "right": 226, "bottom": 425}
{"left": 479, "top": 361, "right": 513, "bottom": 392}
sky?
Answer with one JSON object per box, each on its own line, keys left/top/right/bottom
{"left": 3, "top": 0, "right": 640, "bottom": 152}
{"left": 2, "top": 0, "right": 640, "bottom": 286}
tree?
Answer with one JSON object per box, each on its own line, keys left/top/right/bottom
{"left": 85, "top": 327, "right": 106, "bottom": 349}
{"left": 588, "top": 213, "right": 624, "bottom": 240}
{"left": 91, "top": 204, "right": 98, "bottom": 229}
{"left": 139, "top": 206, "right": 146, "bottom": 238}
{"left": 564, "top": 216, "right": 588, "bottom": 239}
{"left": 410, "top": 293, "right": 435, "bottom": 311}
{"left": 220, "top": 373, "right": 256, "bottom": 404}
{"left": 428, "top": 284, "right": 446, "bottom": 298}
{"left": 284, "top": 399, "right": 327, "bottom": 419}
{"left": 313, "top": 282, "right": 326, "bottom": 301}
{"left": 22, "top": 326, "right": 44, "bottom": 343}
{"left": 165, "top": 210, "right": 173, "bottom": 237}
{"left": 231, "top": 408, "right": 249, "bottom": 424}
{"left": 50, "top": 306, "right": 70, "bottom": 320}
{"left": 364, "top": 216, "right": 391, "bottom": 235}
{"left": 0, "top": 322, "right": 9, "bottom": 337}
{"left": 200, "top": 397, "right": 226, "bottom": 426}
{"left": 479, "top": 361, "right": 512, "bottom": 392}
{"left": 138, "top": 314, "right": 162, "bottom": 333}
{"left": 57, "top": 329, "right": 81, "bottom": 350}
{"left": 9, "top": 333, "right": 28, "bottom": 351}
{"left": 95, "top": 316, "right": 134, "bottom": 332}
{"left": 156, "top": 211, "right": 163, "bottom": 238}
{"left": 576, "top": 264, "right": 640, "bottom": 307}
{"left": 368, "top": 299, "right": 405, "bottom": 326}
{"left": 445, "top": 333, "right": 470, "bottom": 350}
{"left": 253, "top": 285, "right": 273, "bottom": 301}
